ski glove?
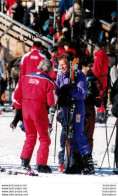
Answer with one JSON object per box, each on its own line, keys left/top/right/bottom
{"left": 58, "top": 85, "right": 71, "bottom": 107}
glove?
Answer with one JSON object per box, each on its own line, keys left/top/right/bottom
{"left": 58, "top": 95, "right": 69, "bottom": 107}
{"left": 10, "top": 109, "right": 23, "bottom": 129}
{"left": 59, "top": 84, "right": 71, "bottom": 96}
{"left": 58, "top": 85, "right": 71, "bottom": 107}
{"left": 93, "top": 98, "right": 102, "bottom": 107}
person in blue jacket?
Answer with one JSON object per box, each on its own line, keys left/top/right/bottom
{"left": 58, "top": 0, "right": 73, "bottom": 28}
{"left": 56, "top": 53, "right": 94, "bottom": 174}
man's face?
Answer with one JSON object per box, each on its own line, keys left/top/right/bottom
{"left": 59, "top": 59, "right": 70, "bottom": 74}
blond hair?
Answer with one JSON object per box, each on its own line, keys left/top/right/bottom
{"left": 12, "top": 41, "right": 26, "bottom": 58}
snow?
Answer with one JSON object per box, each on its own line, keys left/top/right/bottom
{"left": 0, "top": 104, "right": 118, "bottom": 196}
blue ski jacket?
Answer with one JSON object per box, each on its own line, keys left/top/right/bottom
{"left": 56, "top": 69, "right": 91, "bottom": 155}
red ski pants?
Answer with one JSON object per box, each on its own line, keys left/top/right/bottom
{"left": 84, "top": 105, "right": 96, "bottom": 151}
{"left": 20, "top": 102, "right": 51, "bottom": 166}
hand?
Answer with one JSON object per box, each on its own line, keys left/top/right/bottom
{"left": 59, "top": 84, "right": 71, "bottom": 96}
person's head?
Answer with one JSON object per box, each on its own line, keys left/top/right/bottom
{"left": 93, "top": 42, "right": 105, "bottom": 54}
{"left": 37, "top": 59, "right": 53, "bottom": 73}
{"left": 64, "top": 41, "right": 72, "bottom": 51}
{"left": 12, "top": 41, "right": 26, "bottom": 57}
{"left": 33, "top": 41, "right": 43, "bottom": 49}
{"left": 111, "top": 11, "right": 117, "bottom": 21}
{"left": 49, "top": 46, "right": 58, "bottom": 58}
{"left": 79, "top": 55, "right": 93, "bottom": 76}
{"left": 58, "top": 53, "right": 70, "bottom": 74}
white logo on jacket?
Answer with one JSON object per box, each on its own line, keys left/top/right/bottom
{"left": 29, "top": 78, "right": 39, "bottom": 84}
{"left": 30, "top": 55, "right": 38, "bottom": 59}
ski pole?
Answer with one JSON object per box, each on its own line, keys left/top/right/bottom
{"left": 99, "top": 119, "right": 117, "bottom": 170}
{"left": 105, "top": 115, "right": 110, "bottom": 168}
{"left": 54, "top": 105, "right": 58, "bottom": 163}
{"left": 113, "top": 122, "right": 118, "bottom": 173}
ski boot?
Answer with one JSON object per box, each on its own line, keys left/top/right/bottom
{"left": 82, "top": 153, "right": 94, "bottom": 175}
{"left": 21, "top": 158, "right": 31, "bottom": 170}
{"left": 58, "top": 164, "right": 63, "bottom": 173}
{"left": 36, "top": 164, "right": 52, "bottom": 173}
{"left": 96, "top": 112, "right": 107, "bottom": 124}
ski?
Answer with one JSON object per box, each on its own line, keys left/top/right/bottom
{"left": 63, "top": 58, "right": 79, "bottom": 174}
{"left": 0, "top": 167, "right": 38, "bottom": 176}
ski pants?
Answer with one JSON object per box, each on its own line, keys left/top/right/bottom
{"left": 84, "top": 105, "right": 96, "bottom": 151}
{"left": 20, "top": 101, "right": 51, "bottom": 166}
{"left": 97, "top": 75, "right": 107, "bottom": 113}
{"left": 58, "top": 126, "right": 66, "bottom": 164}
{"left": 70, "top": 111, "right": 91, "bottom": 155}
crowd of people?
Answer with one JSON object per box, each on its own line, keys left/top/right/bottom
{"left": 0, "top": 0, "right": 118, "bottom": 174}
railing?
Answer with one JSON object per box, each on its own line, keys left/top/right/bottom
{"left": 0, "top": 12, "right": 53, "bottom": 52}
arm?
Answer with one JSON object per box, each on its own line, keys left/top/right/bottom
{"left": 46, "top": 82, "right": 57, "bottom": 107}
{"left": 70, "top": 72, "right": 87, "bottom": 100}
{"left": 13, "top": 79, "right": 22, "bottom": 109}
{"left": 20, "top": 55, "right": 26, "bottom": 77}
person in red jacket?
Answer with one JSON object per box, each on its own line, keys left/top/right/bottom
{"left": 5, "top": 0, "right": 19, "bottom": 16}
{"left": 92, "top": 43, "right": 109, "bottom": 123}
{"left": 20, "top": 41, "right": 46, "bottom": 77}
{"left": 64, "top": 41, "right": 76, "bottom": 58}
{"left": 13, "top": 59, "right": 57, "bottom": 173}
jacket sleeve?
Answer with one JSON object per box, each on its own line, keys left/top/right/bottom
{"left": 93, "top": 54, "right": 103, "bottom": 78}
{"left": 13, "top": 79, "right": 22, "bottom": 109}
{"left": 59, "top": 0, "right": 64, "bottom": 15}
{"left": 70, "top": 73, "right": 87, "bottom": 100}
{"left": 46, "top": 81, "right": 57, "bottom": 107}
{"left": 20, "top": 55, "right": 26, "bottom": 77}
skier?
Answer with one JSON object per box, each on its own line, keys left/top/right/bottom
{"left": 93, "top": 43, "right": 109, "bottom": 123}
{"left": 13, "top": 59, "right": 57, "bottom": 173}
{"left": 58, "top": 0, "right": 73, "bottom": 28}
{"left": 56, "top": 53, "right": 94, "bottom": 174}
{"left": 20, "top": 41, "right": 46, "bottom": 77}
{"left": 10, "top": 41, "right": 47, "bottom": 129}
{"left": 79, "top": 55, "right": 103, "bottom": 151}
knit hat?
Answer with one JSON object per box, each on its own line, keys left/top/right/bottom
{"left": 49, "top": 46, "right": 58, "bottom": 53}
{"left": 111, "top": 11, "right": 117, "bottom": 17}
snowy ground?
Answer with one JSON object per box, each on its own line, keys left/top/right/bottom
{"left": 0, "top": 104, "right": 118, "bottom": 196}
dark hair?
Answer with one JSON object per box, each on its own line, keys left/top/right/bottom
{"left": 33, "top": 41, "right": 43, "bottom": 48}
{"left": 49, "top": 45, "right": 58, "bottom": 53}
{"left": 79, "top": 55, "right": 93, "bottom": 69}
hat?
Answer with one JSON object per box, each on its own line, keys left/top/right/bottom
{"left": 49, "top": 46, "right": 58, "bottom": 53}
{"left": 64, "top": 41, "right": 72, "bottom": 48}
{"left": 111, "top": 11, "right": 117, "bottom": 17}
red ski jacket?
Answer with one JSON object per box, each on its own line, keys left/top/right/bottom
{"left": 93, "top": 50, "right": 109, "bottom": 91}
{"left": 20, "top": 46, "right": 46, "bottom": 77}
{"left": 5, "top": 0, "right": 18, "bottom": 15}
{"left": 13, "top": 70, "right": 56, "bottom": 110}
